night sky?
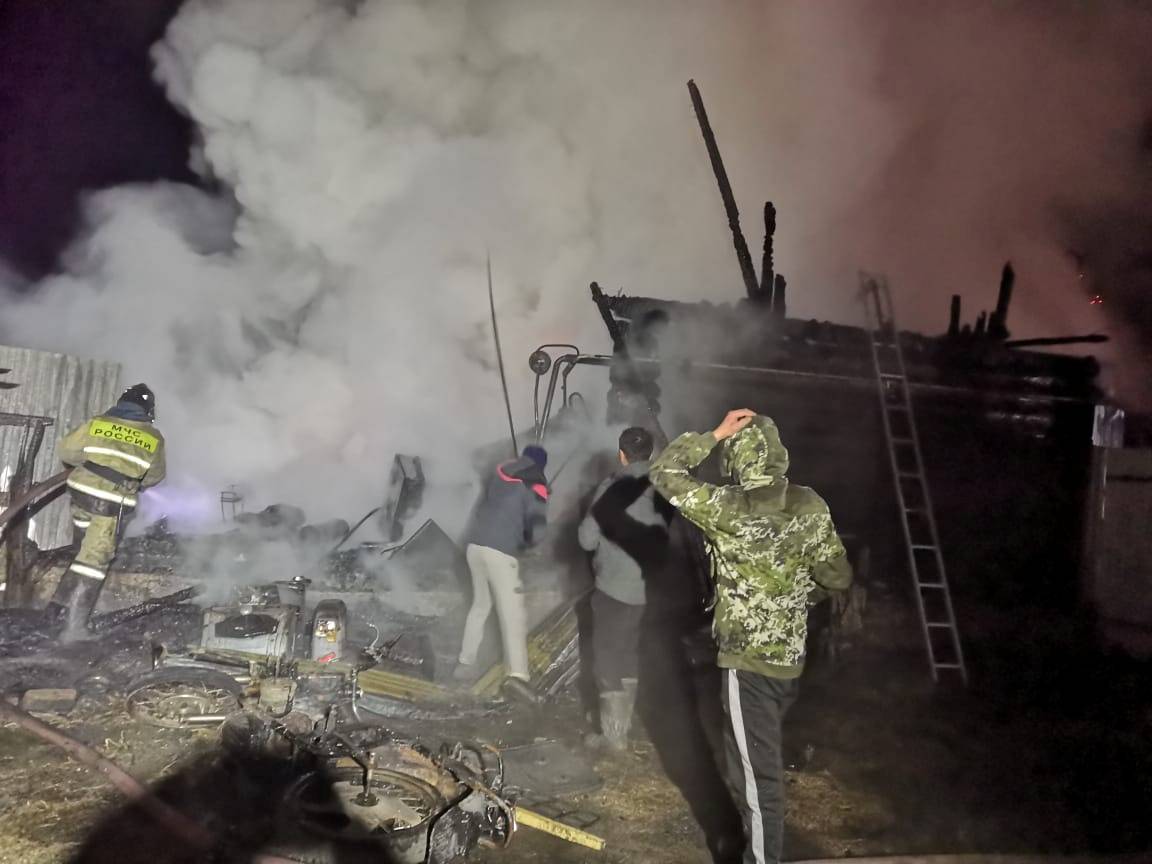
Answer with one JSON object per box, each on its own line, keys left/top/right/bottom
{"left": 2, "top": 1, "right": 1150, "bottom": 363}
{"left": 0, "top": 0, "right": 194, "bottom": 282}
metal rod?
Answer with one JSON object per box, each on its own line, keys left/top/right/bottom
{"left": 487, "top": 254, "right": 519, "bottom": 457}
{"left": 687, "top": 79, "right": 761, "bottom": 302}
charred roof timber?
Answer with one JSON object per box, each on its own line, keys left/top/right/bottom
{"left": 574, "top": 83, "right": 1111, "bottom": 437}
{"left": 589, "top": 282, "right": 1103, "bottom": 403}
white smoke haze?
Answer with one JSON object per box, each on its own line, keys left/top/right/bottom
{"left": 3, "top": 0, "right": 1151, "bottom": 537}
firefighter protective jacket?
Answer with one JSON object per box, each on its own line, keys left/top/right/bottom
{"left": 59, "top": 412, "right": 166, "bottom": 510}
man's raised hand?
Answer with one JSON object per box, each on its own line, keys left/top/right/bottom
{"left": 712, "top": 409, "right": 756, "bottom": 442}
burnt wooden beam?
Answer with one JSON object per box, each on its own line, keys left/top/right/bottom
{"left": 989, "top": 261, "right": 1015, "bottom": 340}
{"left": 760, "top": 201, "right": 777, "bottom": 302}
{"left": 772, "top": 273, "right": 787, "bottom": 318}
{"left": 687, "top": 79, "right": 762, "bottom": 302}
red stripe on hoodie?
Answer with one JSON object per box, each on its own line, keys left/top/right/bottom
{"left": 497, "top": 463, "right": 549, "bottom": 501}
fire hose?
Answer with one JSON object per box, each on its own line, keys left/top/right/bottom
{"left": 0, "top": 468, "right": 71, "bottom": 530}
{"left": 0, "top": 699, "right": 301, "bottom": 864}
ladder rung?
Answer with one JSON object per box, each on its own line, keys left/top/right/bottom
{"left": 926, "top": 622, "right": 954, "bottom": 628}
{"left": 933, "top": 663, "right": 964, "bottom": 670}
{"left": 918, "top": 582, "right": 945, "bottom": 588}
{"left": 905, "top": 506, "right": 926, "bottom": 513}
{"left": 911, "top": 544, "right": 937, "bottom": 550}
{"left": 879, "top": 373, "right": 904, "bottom": 380}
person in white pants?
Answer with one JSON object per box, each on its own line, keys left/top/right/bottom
{"left": 459, "top": 544, "right": 529, "bottom": 679}
{"left": 456, "top": 445, "right": 549, "bottom": 691}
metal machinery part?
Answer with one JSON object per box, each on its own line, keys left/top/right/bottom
{"left": 200, "top": 578, "right": 306, "bottom": 658}
{"left": 285, "top": 765, "right": 445, "bottom": 857}
{"left": 310, "top": 599, "right": 348, "bottom": 664}
{"left": 125, "top": 667, "right": 244, "bottom": 729}
{"left": 268, "top": 716, "right": 513, "bottom": 864}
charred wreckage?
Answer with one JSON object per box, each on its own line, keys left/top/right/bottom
{"left": 0, "top": 79, "right": 1122, "bottom": 861}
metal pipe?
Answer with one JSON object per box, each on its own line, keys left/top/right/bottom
{"left": 487, "top": 255, "right": 518, "bottom": 457}
{"left": 536, "top": 354, "right": 580, "bottom": 440}
{"left": 0, "top": 699, "right": 215, "bottom": 849}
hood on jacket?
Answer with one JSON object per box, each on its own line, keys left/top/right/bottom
{"left": 498, "top": 456, "right": 549, "bottom": 499}
{"left": 721, "top": 415, "right": 788, "bottom": 488}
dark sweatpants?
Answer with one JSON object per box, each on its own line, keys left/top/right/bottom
{"left": 719, "top": 669, "right": 799, "bottom": 864}
{"left": 590, "top": 589, "right": 644, "bottom": 691}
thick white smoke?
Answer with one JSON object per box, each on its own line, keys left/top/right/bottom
{"left": 3, "top": 0, "right": 1150, "bottom": 534}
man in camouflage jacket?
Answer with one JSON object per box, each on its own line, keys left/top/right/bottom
{"left": 650, "top": 409, "right": 851, "bottom": 864}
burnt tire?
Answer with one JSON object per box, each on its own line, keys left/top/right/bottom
{"left": 125, "top": 667, "right": 244, "bottom": 729}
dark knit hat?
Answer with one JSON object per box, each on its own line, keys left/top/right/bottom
{"left": 522, "top": 445, "right": 548, "bottom": 469}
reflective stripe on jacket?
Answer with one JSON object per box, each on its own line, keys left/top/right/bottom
{"left": 59, "top": 414, "right": 166, "bottom": 507}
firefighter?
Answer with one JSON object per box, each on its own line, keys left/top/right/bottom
{"left": 45, "top": 383, "right": 166, "bottom": 635}
{"left": 650, "top": 409, "right": 851, "bottom": 864}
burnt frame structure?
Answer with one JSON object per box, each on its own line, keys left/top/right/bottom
{"left": 527, "top": 79, "right": 1107, "bottom": 625}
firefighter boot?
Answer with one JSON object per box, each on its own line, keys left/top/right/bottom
{"left": 59, "top": 574, "right": 104, "bottom": 640}
{"left": 44, "top": 570, "right": 83, "bottom": 625}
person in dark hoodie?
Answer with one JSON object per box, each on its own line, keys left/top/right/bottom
{"left": 455, "top": 444, "right": 548, "bottom": 692}
{"left": 45, "top": 383, "right": 166, "bottom": 636}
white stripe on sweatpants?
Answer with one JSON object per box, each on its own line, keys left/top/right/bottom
{"left": 728, "top": 668, "right": 766, "bottom": 864}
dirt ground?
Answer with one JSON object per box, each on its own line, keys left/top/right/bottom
{"left": 1, "top": 579, "right": 1149, "bottom": 864}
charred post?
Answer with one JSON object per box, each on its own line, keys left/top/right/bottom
{"left": 686, "top": 79, "right": 762, "bottom": 302}
{"left": 760, "top": 201, "right": 777, "bottom": 303}
{"left": 772, "top": 273, "right": 788, "bottom": 318}
{"left": 1004, "top": 334, "right": 1109, "bottom": 349}
{"left": 591, "top": 282, "right": 626, "bottom": 352}
{"left": 989, "top": 261, "right": 1015, "bottom": 340}
{"left": 948, "top": 295, "right": 962, "bottom": 337}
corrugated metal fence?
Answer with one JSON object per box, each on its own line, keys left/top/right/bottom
{"left": 1083, "top": 446, "right": 1152, "bottom": 657}
{"left": 0, "top": 345, "right": 121, "bottom": 550}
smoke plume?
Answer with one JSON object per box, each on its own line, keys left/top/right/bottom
{"left": 3, "top": 0, "right": 1151, "bottom": 532}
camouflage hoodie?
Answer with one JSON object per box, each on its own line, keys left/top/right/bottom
{"left": 649, "top": 416, "right": 851, "bottom": 678}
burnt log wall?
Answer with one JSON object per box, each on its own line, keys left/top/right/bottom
{"left": 656, "top": 370, "right": 1094, "bottom": 611}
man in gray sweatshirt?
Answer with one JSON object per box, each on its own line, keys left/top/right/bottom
{"left": 579, "top": 426, "right": 670, "bottom": 751}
